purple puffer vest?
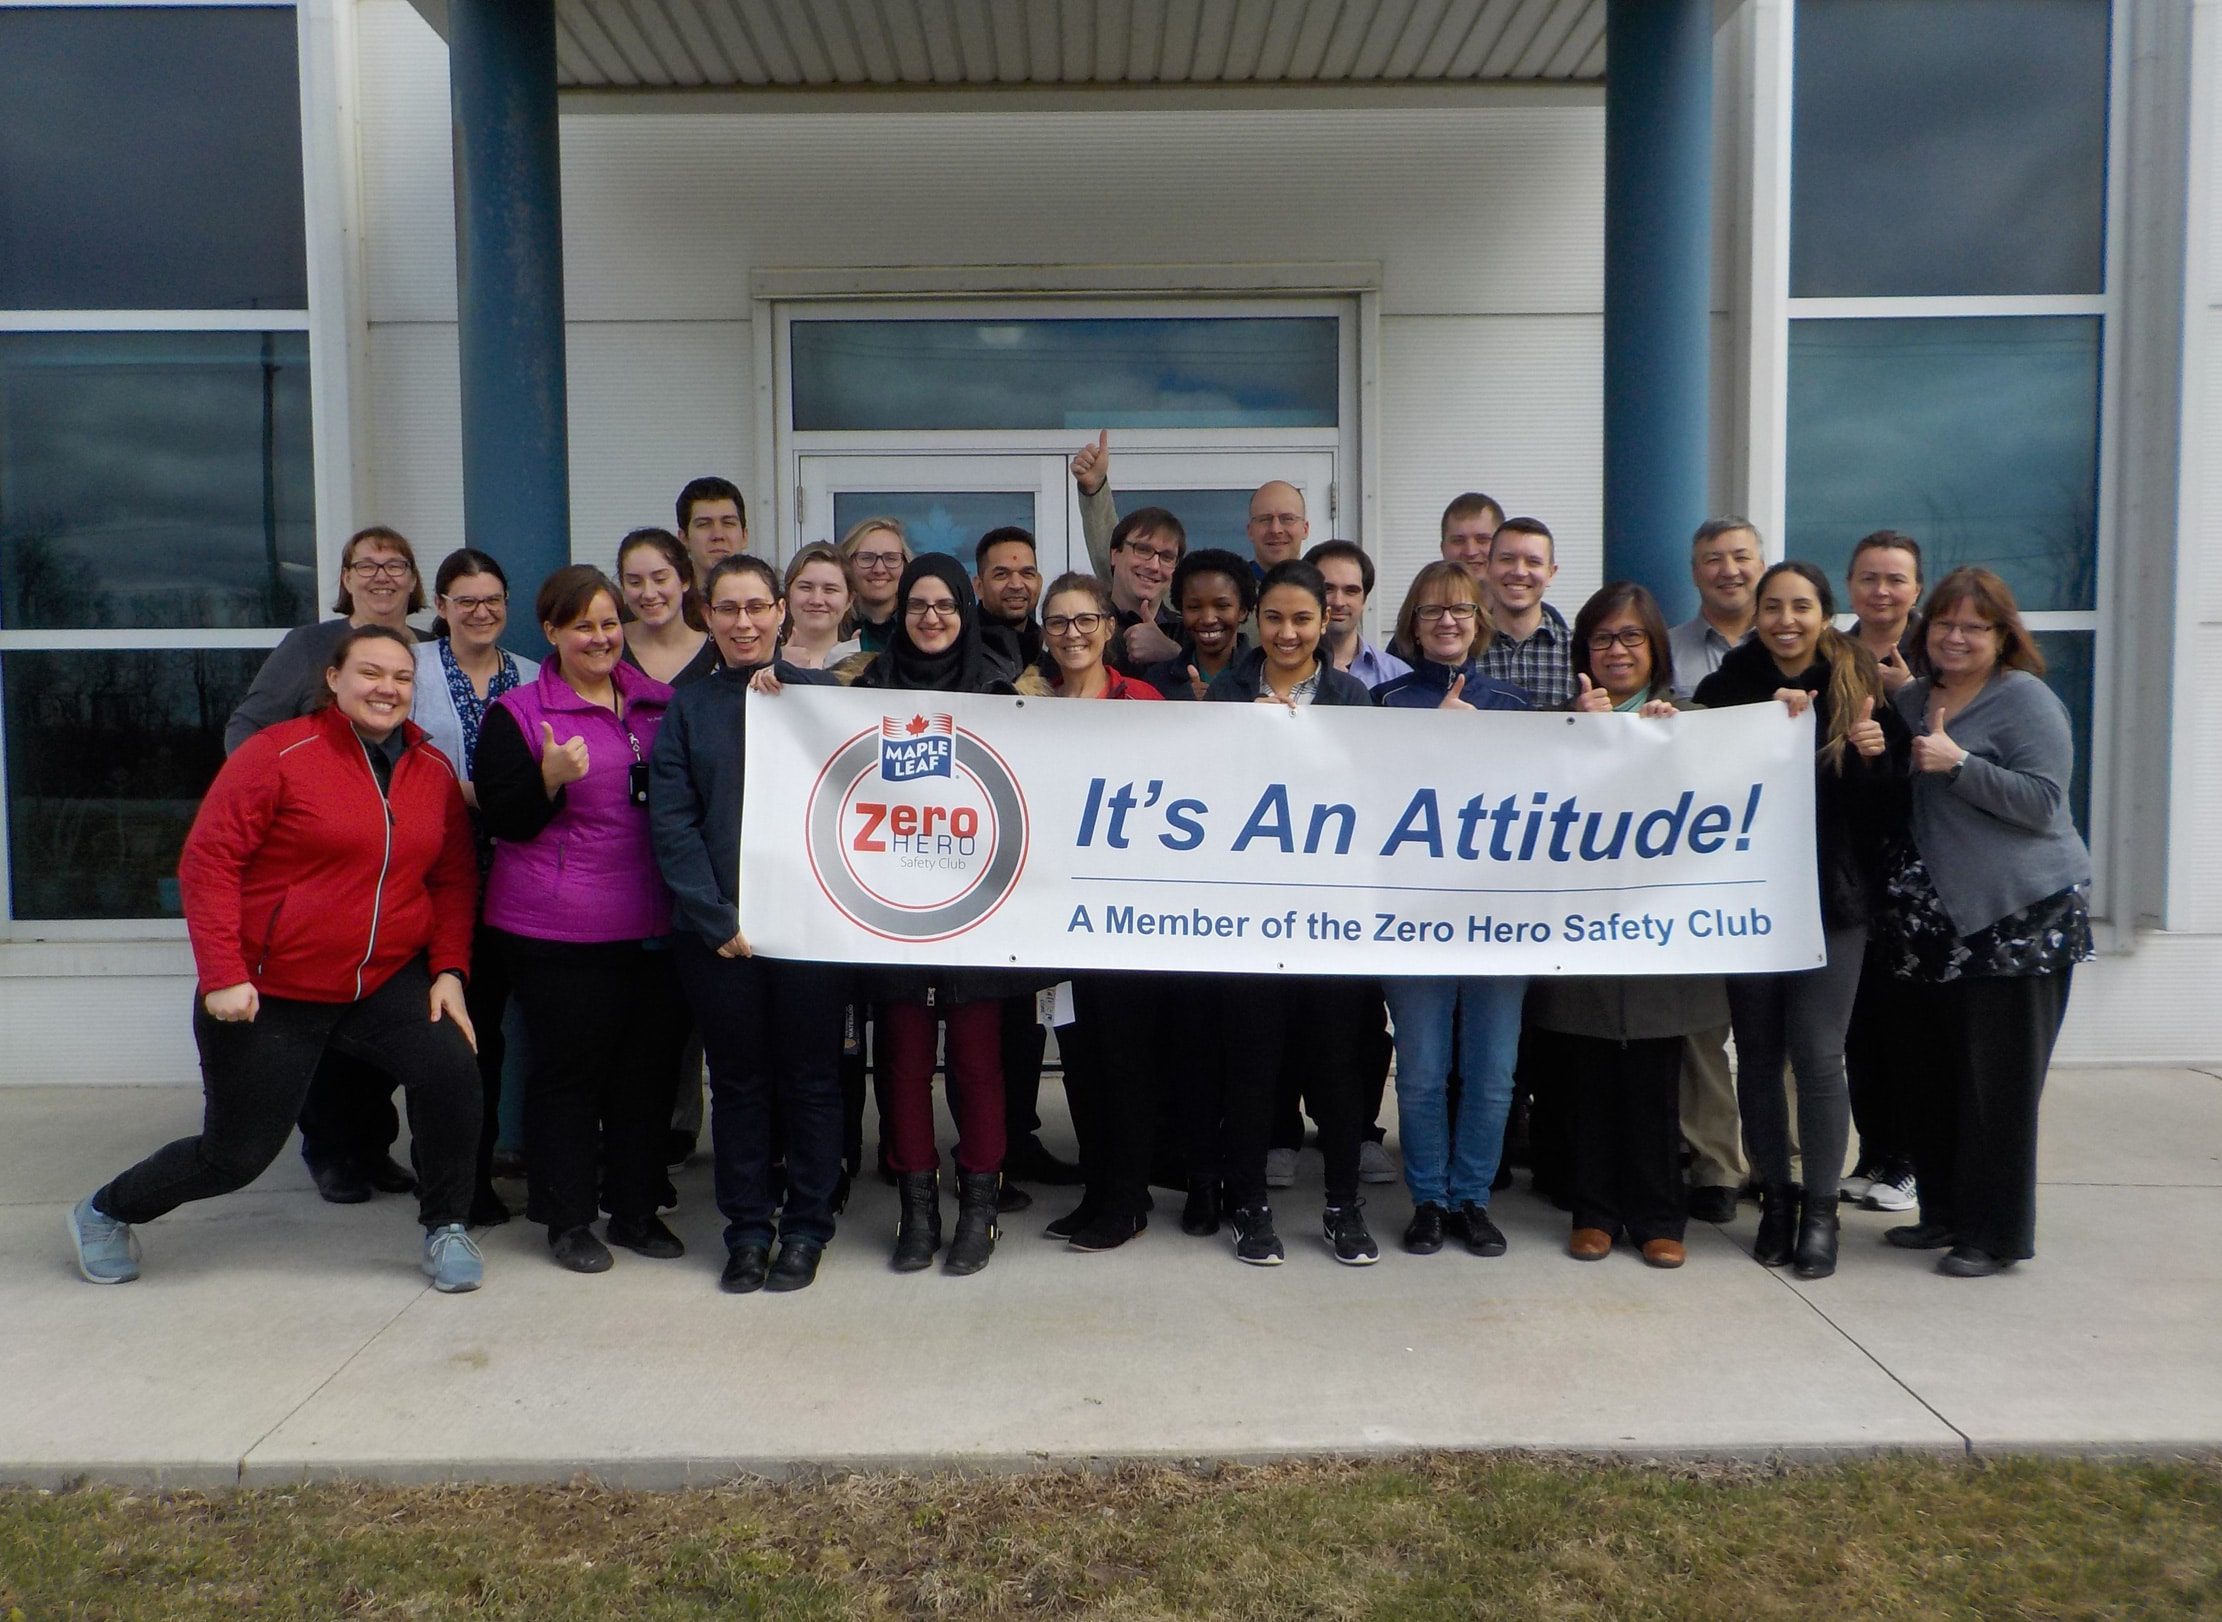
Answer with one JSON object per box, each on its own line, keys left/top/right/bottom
{"left": 484, "top": 660, "right": 675, "bottom": 943}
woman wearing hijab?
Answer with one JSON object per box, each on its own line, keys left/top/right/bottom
{"left": 753, "top": 554, "right": 1044, "bottom": 1277}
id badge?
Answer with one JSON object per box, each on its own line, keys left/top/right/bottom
{"left": 629, "top": 760, "right": 650, "bottom": 805}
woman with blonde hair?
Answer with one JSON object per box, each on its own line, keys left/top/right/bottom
{"left": 836, "top": 517, "right": 911, "bottom": 654}
{"left": 781, "top": 541, "right": 862, "bottom": 669}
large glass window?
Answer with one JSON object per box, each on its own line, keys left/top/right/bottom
{"left": 792, "top": 317, "right": 1339, "bottom": 432}
{"left": 831, "top": 491, "right": 1034, "bottom": 561}
{"left": 3, "top": 649, "right": 263, "bottom": 920}
{"left": 1785, "top": 317, "right": 2100, "bottom": 612}
{"left": 0, "top": 332, "right": 317, "bottom": 630}
{"left": 1791, "top": 0, "right": 2110, "bottom": 297}
{"left": 0, "top": 6, "right": 308, "bottom": 310}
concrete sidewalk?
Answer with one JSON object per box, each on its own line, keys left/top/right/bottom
{"left": 4, "top": 1065, "right": 2218, "bottom": 1488}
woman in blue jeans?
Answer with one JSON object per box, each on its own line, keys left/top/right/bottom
{"left": 1370, "top": 561, "right": 1533, "bottom": 1256}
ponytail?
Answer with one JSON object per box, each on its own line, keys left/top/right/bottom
{"left": 1815, "top": 624, "right": 1884, "bottom": 773}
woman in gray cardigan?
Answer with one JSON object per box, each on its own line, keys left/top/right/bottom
{"left": 1880, "top": 568, "right": 2091, "bottom": 1278}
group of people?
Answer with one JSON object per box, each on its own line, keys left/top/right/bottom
{"left": 66, "top": 445, "right": 2091, "bottom": 1302}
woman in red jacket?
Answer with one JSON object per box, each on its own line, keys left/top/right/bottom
{"left": 66, "top": 626, "right": 488, "bottom": 1293}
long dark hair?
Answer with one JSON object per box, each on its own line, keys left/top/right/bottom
{"left": 616, "top": 526, "right": 707, "bottom": 632}
{"left": 1754, "top": 560, "right": 1884, "bottom": 770}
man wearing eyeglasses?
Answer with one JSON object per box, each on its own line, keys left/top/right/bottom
{"left": 1100, "top": 506, "right": 1188, "bottom": 675}
{"left": 1666, "top": 518, "right": 1763, "bottom": 699}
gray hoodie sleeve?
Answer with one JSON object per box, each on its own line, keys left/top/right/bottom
{"left": 1081, "top": 480, "right": 1119, "bottom": 581}
{"left": 224, "top": 621, "right": 347, "bottom": 755}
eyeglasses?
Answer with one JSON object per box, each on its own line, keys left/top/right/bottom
{"left": 904, "top": 599, "right": 960, "bottom": 622}
{"left": 443, "top": 593, "right": 506, "bottom": 615}
{"left": 349, "top": 559, "right": 413, "bottom": 581}
{"left": 1931, "top": 619, "right": 1998, "bottom": 641}
{"left": 853, "top": 550, "right": 905, "bottom": 572}
{"left": 1416, "top": 603, "right": 1480, "bottom": 625}
{"left": 1043, "top": 612, "right": 1108, "bottom": 637}
{"left": 1587, "top": 628, "right": 1649, "bottom": 651}
{"left": 707, "top": 599, "right": 778, "bottom": 621}
{"left": 1118, "top": 543, "right": 1180, "bottom": 568}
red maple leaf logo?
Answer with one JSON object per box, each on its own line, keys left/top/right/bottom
{"left": 905, "top": 714, "right": 929, "bottom": 736}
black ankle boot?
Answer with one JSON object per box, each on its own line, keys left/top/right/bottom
{"left": 1793, "top": 1205, "right": 1840, "bottom": 1279}
{"left": 943, "top": 1171, "right": 1001, "bottom": 1275}
{"left": 1753, "top": 1183, "right": 1800, "bottom": 1267}
{"left": 890, "top": 1171, "right": 940, "bottom": 1272}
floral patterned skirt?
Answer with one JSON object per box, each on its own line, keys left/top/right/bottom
{"left": 1880, "top": 842, "right": 2092, "bottom": 985}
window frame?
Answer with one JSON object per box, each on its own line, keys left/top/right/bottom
{"left": 0, "top": 0, "right": 351, "bottom": 943}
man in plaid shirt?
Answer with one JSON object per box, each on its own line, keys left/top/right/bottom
{"left": 1476, "top": 516, "right": 1574, "bottom": 707}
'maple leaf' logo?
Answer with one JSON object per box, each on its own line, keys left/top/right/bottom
{"left": 906, "top": 714, "right": 930, "bottom": 736}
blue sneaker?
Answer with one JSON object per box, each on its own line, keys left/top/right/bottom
{"left": 67, "top": 1193, "right": 140, "bottom": 1285}
{"left": 421, "top": 1223, "right": 483, "bottom": 1293}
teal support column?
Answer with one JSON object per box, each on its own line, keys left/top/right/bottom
{"left": 1604, "top": 0, "right": 1712, "bottom": 625}
{"left": 449, "top": 0, "right": 568, "bottom": 654}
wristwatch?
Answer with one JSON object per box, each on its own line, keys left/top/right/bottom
{"left": 1945, "top": 758, "right": 1965, "bottom": 784}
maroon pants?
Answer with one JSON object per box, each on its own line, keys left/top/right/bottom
{"left": 881, "top": 998, "right": 1007, "bottom": 1175}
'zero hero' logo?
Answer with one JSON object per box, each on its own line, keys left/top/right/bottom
{"left": 805, "top": 716, "right": 1029, "bottom": 942}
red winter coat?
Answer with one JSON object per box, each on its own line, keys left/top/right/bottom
{"left": 178, "top": 705, "right": 477, "bottom": 1002}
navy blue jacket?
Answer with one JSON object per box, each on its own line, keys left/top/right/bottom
{"left": 1202, "top": 645, "right": 1373, "bottom": 707}
{"left": 1370, "top": 657, "right": 1532, "bottom": 712}
{"left": 646, "top": 659, "right": 760, "bottom": 947}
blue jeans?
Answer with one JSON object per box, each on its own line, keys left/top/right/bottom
{"left": 1383, "top": 975, "right": 1528, "bottom": 1208}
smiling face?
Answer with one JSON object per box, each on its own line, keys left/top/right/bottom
{"left": 1440, "top": 507, "right": 1502, "bottom": 581}
{"left": 619, "top": 544, "right": 686, "bottom": 632}
{"left": 682, "top": 498, "right": 746, "bottom": 579}
{"left": 1042, "top": 587, "right": 1112, "bottom": 681}
{"left": 1756, "top": 572, "right": 1827, "bottom": 676}
{"left": 706, "top": 571, "right": 784, "bottom": 668}
{"left": 436, "top": 570, "right": 508, "bottom": 654}
{"left": 1849, "top": 546, "right": 1921, "bottom": 636}
{"left": 1691, "top": 527, "right": 1761, "bottom": 623}
{"left": 975, "top": 541, "right": 1043, "bottom": 625}
{"left": 1257, "top": 582, "right": 1324, "bottom": 679}
{"left": 1109, "top": 524, "right": 1179, "bottom": 612}
{"left": 345, "top": 539, "right": 416, "bottom": 625}
{"left": 786, "top": 558, "right": 850, "bottom": 642}
{"left": 847, "top": 527, "right": 906, "bottom": 616}
{"left": 1247, "top": 482, "right": 1309, "bottom": 568}
{"left": 326, "top": 638, "right": 415, "bottom": 740}
{"left": 1586, "top": 608, "right": 1655, "bottom": 702}
{"left": 1485, "top": 528, "right": 1557, "bottom": 619}
{"left": 1316, "top": 554, "right": 1367, "bottom": 647}
{"left": 1179, "top": 570, "right": 1246, "bottom": 666}
{"left": 546, "top": 590, "right": 624, "bottom": 686}
{"left": 903, "top": 577, "right": 963, "bottom": 656}
{"left": 1923, "top": 595, "right": 2002, "bottom": 685}
{"left": 1414, "top": 579, "right": 1483, "bottom": 666}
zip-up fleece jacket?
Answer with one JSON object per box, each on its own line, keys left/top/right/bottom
{"left": 1370, "top": 657, "right": 1532, "bottom": 712}
{"left": 1202, "top": 645, "right": 1375, "bottom": 706}
{"left": 179, "top": 704, "right": 476, "bottom": 1002}
{"left": 477, "top": 660, "right": 675, "bottom": 943}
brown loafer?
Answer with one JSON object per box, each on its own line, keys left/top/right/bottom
{"left": 1640, "top": 1238, "right": 1687, "bottom": 1269}
{"left": 1568, "top": 1226, "right": 1613, "bottom": 1261}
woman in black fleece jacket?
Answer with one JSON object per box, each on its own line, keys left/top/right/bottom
{"left": 1693, "top": 561, "right": 1907, "bottom": 1280}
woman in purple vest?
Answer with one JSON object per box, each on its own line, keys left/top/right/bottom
{"left": 474, "top": 565, "right": 691, "bottom": 1274}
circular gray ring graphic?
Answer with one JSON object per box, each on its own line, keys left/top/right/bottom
{"left": 807, "top": 728, "right": 1028, "bottom": 941}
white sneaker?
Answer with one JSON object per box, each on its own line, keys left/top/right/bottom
{"left": 1357, "top": 1140, "right": 1397, "bottom": 1184}
{"left": 1264, "top": 1147, "right": 1298, "bottom": 1188}
{"left": 1838, "top": 1165, "right": 1876, "bottom": 1203}
{"left": 1863, "top": 1168, "right": 1917, "bottom": 1212}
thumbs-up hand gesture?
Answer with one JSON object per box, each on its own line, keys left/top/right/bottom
{"left": 539, "top": 720, "right": 591, "bottom": 794}
{"left": 1774, "top": 686, "right": 1814, "bottom": 720}
{"left": 1439, "top": 673, "right": 1474, "bottom": 711}
{"left": 1847, "top": 694, "right": 1887, "bottom": 758}
{"left": 1572, "top": 673, "right": 1610, "bottom": 713}
{"left": 1876, "top": 644, "right": 1913, "bottom": 695}
{"left": 1912, "top": 702, "right": 1966, "bottom": 774}
{"left": 1185, "top": 663, "right": 1209, "bottom": 702}
{"left": 1070, "top": 429, "right": 1110, "bottom": 495}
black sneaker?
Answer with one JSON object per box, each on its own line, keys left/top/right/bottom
{"left": 1323, "top": 1202, "right": 1379, "bottom": 1266}
{"left": 1456, "top": 1201, "right": 1508, "bottom": 1257}
{"left": 1230, "top": 1203, "right": 1285, "bottom": 1266}
{"left": 606, "top": 1213, "right": 685, "bottom": 1260}
{"left": 1403, "top": 1202, "right": 1447, "bottom": 1254}
{"left": 1044, "top": 1198, "right": 1099, "bottom": 1241}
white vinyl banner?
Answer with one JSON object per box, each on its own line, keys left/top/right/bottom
{"left": 739, "top": 686, "right": 1823, "bottom": 977}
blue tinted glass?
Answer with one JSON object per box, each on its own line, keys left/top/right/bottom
{"left": 1792, "top": 0, "right": 2109, "bottom": 296}
{"left": 793, "top": 319, "right": 1338, "bottom": 431}
{"left": 0, "top": 332, "right": 317, "bottom": 630}
{"left": 1121, "top": 489, "right": 1258, "bottom": 559}
{"left": 831, "top": 492, "right": 1034, "bottom": 562}
{"left": 0, "top": 7, "right": 307, "bottom": 309}
{"left": 5, "top": 648, "right": 262, "bottom": 919}
{"left": 2031, "top": 630, "right": 2094, "bottom": 838}
{"left": 1787, "top": 317, "right": 2099, "bottom": 612}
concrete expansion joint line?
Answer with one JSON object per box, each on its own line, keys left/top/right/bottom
{"left": 1761, "top": 1260, "right": 1976, "bottom": 1457}
{"left": 232, "top": 1286, "right": 428, "bottom": 1483}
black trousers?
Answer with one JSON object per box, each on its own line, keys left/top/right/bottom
{"left": 1904, "top": 969, "right": 2072, "bottom": 1262}
{"left": 1516, "top": 1021, "right": 1576, "bottom": 1195}
{"left": 1001, "top": 993, "right": 1049, "bottom": 1146}
{"left": 673, "top": 936, "right": 845, "bottom": 1250}
{"left": 100, "top": 957, "right": 478, "bottom": 1229}
{"left": 1564, "top": 1031, "right": 1686, "bottom": 1244}
{"left": 1222, "top": 974, "right": 1366, "bottom": 1208}
{"left": 1843, "top": 937, "right": 1914, "bottom": 1168}
{"left": 295, "top": 1049, "right": 401, "bottom": 1173}
{"left": 1068, "top": 971, "right": 1177, "bottom": 1218}
{"left": 499, "top": 930, "right": 692, "bottom": 1233}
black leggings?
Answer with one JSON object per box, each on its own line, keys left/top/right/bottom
{"left": 100, "top": 957, "right": 479, "bottom": 1229}
{"left": 1220, "top": 974, "right": 1367, "bottom": 1209}
{"left": 1068, "top": 971, "right": 1177, "bottom": 1218}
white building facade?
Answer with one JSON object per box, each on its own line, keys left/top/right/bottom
{"left": 0, "top": 0, "right": 2217, "bottom": 1079}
